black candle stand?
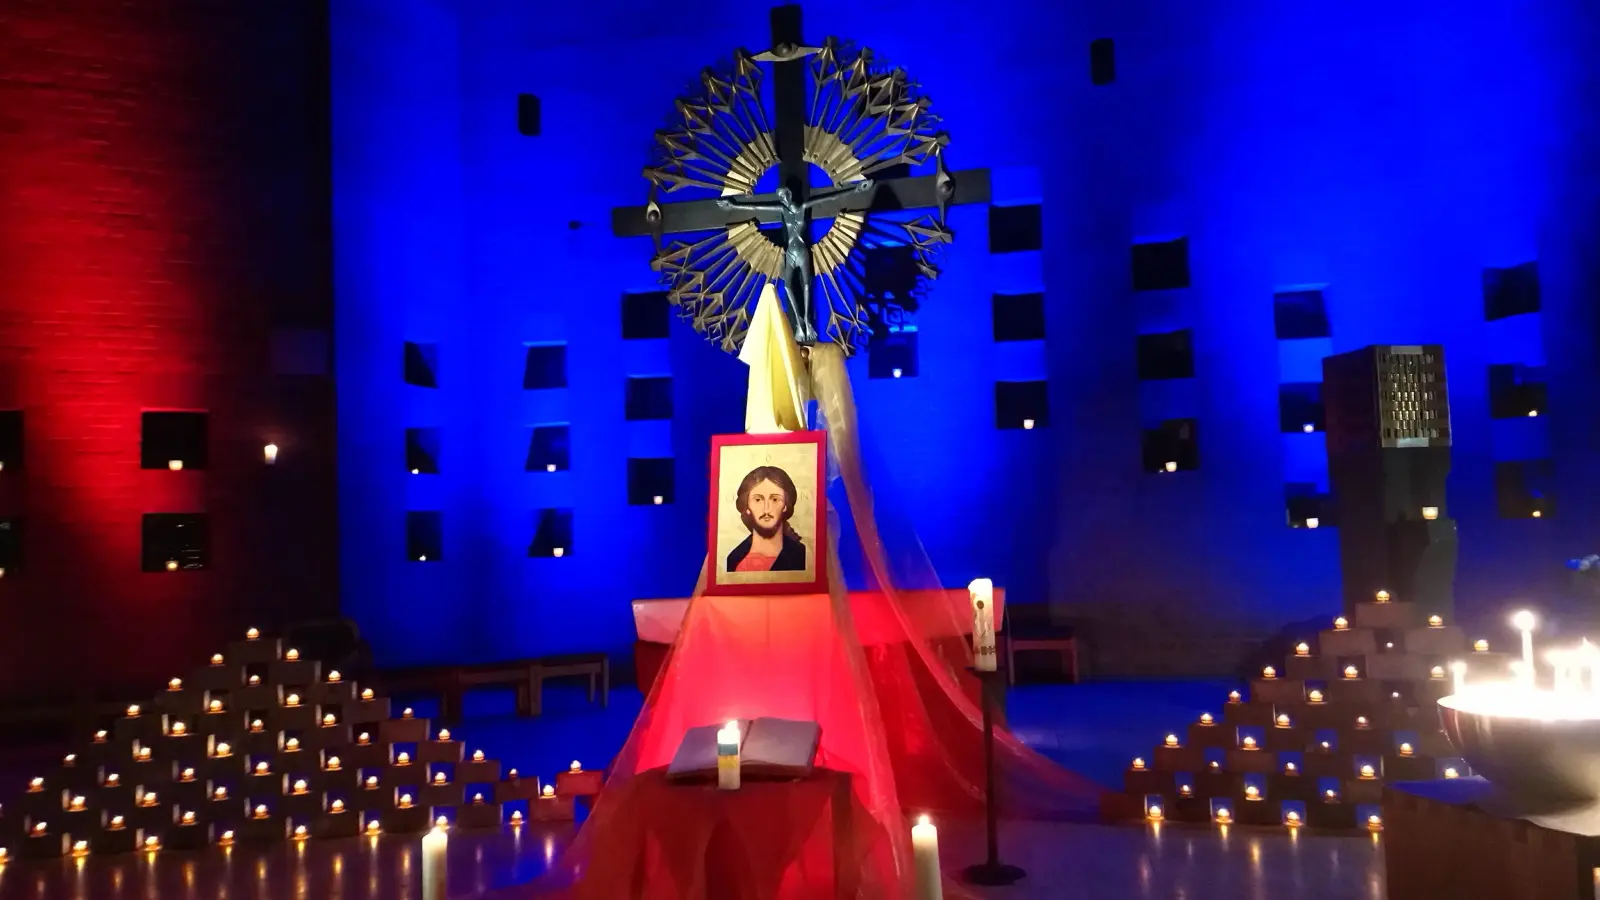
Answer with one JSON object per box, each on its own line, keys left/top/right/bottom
{"left": 962, "top": 667, "right": 1026, "bottom": 886}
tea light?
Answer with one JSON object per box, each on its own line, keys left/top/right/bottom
{"left": 1295, "top": 642, "right": 1310, "bottom": 657}
{"left": 1179, "top": 784, "right": 1193, "bottom": 797}
{"left": 327, "top": 756, "right": 342, "bottom": 770}
{"left": 1242, "top": 736, "right": 1258, "bottom": 750}
{"left": 1430, "top": 665, "right": 1445, "bottom": 679}
{"left": 1285, "top": 810, "right": 1302, "bottom": 826}
{"left": 1399, "top": 742, "right": 1414, "bottom": 756}
{"left": 331, "top": 800, "right": 346, "bottom": 813}
{"left": 396, "top": 752, "right": 411, "bottom": 765}
{"left": 180, "top": 768, "right": 195, "bottom": 782}
{"left": 323, "top": 713, "right": 336, "bottom": 727}
{"left": 1367, "top": 814, "right": 1383, "bottom": 831}
{"left": 366, "top": 821, "right": 381, "bottom": 835}
{"left": 246, "top": 628, "right": 260, "bottom": 640}
{"left": 510, "top": 811, "right": 524, "bottom": 825}
{"left": 285, "top": 648, "right": 300, "bottom": 661}
{"left": 144, "top": 835, "right": 160, "bottom": 850}
{"left": 171, "top": 722, "right": 187, "bottom": 736}
{"left": 285, "top": 738, "right": 301, "bottom": 752}
{"left": 209, "top": 699, "right": 223, "bottom": 713}
{"left": 214, "top": 787, "right": 229, "bottom": 800}
{"left": 1262, "top": 665, "right": 1277, "bottom": 679}
{"left": 63, "top": 754, "right": 76, "bottom": 766}
{"left": 1334, "top": 616, "right": 1349, "bottom": 630}
{"left": 1356, "top": 716, "right": 1369, "bottom": 728}
{"left": 541, "top": 784, "right": 556, "bottom": 798}
{"left": 1131, "top": 757, "right": 1146, "bottom": 770}
{"left": 1244, "top": 785, "right": 1260, "bottom": 800}
{"left": 361, "top": 688, "right": 375, "bottom": 701}
{"left": 165, "top": 560, "right": 178, "bottom": 571}
{"left": 72, "top": 840, "right": 88, "bottom": 856}
{"left": 433, "top": 772, "right": 446, "bottom": 785}
{"left": 403, "top": 708, "right": 414, "bottom": 718}
{"left": 1343, "top": 665, "right": 1360, "bottom": 679}
{"left": 253, "top": 804, "right": 269, "bottom": 819}
{"left": 110, "top": 815, "right": 126, "bottom": 828}
{"left": 399, "top": 794, "right": 414, "bottom": 809}
{"left": 27, "top": 777, "right": 42, "bottom": 792}
{"left": 1422, "top": 506, "right": 1439, "bottom": 520}
{"left": 358, "top": 732, "right": 371, "bottom": 745}
{"left": 1164, "top": 461, "right": 1177, "bottom": 473}
{"left": 1428, "top": 615, "right": 1443, "bottom": 628}
{"left": 211, "top": 654, "right": 224, "bottom": 666}
{"left": 365, "top": 777, "right": 378, "bottom": 789}
{"left": 1228, "top": 690, "right": 1241, "bottom": 703}
{"left": 136, "top": 747, "right": 151, "bottom": 761}
{"left": 31, "top": 823, "right": 46, "bottom": 836}
{"left": 219, "top": 830, "right": 235, "bottom": 845}
{"left": 1215, "top": 807, "right": 1232, "bottom": 823}
{"left": 215, "top": 742, "right": 232, "bottom": 757}
{"left": 69, "top": 796, "right": 85, "bottom": 811}
{"left": 1474, "top": 639, "right": 1490, "bottom": 652}
{"left": 1146, "top": 804, "right": 1163, "bottom": 820}
{"left": 1444, "top": 767, "right": 1460, "bottom": 779}
{"left": 250, "top": 719, "right": 264, "bottom": 732}
{"left": 1199, "top": 713, "right": 1214, "bottom": 725}
{"left": 293, "top": 779, "right": 309, "bottom": 794}
{"left": 105, "top": 773, "right": 120, "bottom": 786}
{"left": 139, "top": 792, "right": 158, "bottom": 807}
{"left": 1359, "top": 764, "right": 1377, "bottom": 779}
{"left": 438, "top": 729, "right": 451, "bottom": 741}
{"left": 1285, "top": 762, "right": 1298, "bottom": 774}
{"left": 508, "top": 769, "right": 519, "bottom": 779}
{"left": 1325, "top": 788, "right": 1339, "bottom": 800}
{"left": 285, "top": 693, "right": 301, "bottom": 707}
{"left": 1164, "top": 734, "right": 1180, "bottom": 747}
{"left": 126, "top": 704, "right": 141, "bottom": 717}
{"left": 1209, "top": 760, "right": 1221, "bottom": 770}
{"left": 472, "top": 749, "right": 485, "bottom": 762}
{"left": 181, "top": 811, "right": 196, "bottom": 825}
{"left": 248, "top": 675, "right": 261, "bottom": 686}
{"left": 473, "top": 793, "right": 485, "bottom": 804}
{"left": 327, "top": 670, "right": 342, "bottom": 683}
{"left": 1277, "top": 714, "right": 1292, "bottom": 728}
{"left": 570, "top": 760, "right": 582, "bottom": 772}
{"left": 255, "top": 762, "right": 269, "bottom": 775}
{"left": 94, "top": 731, "right": 107, "bottom": 743}
{"left": 168, "top": 678, "right": 183, "bottom": 691}
{"left": 1375, "top": 590, "right": 1391, "bottom": 602}
{"left": 1307, "top": 689, "right": 1324, "bottom": 703}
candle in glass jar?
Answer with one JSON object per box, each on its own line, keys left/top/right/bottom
{"left": 968, "top": 579, "right": 996, "bottom": 672}
{"left": 717, "top": 720, "right": 741, "bottom": 790}
{"left": 910, "top": 815, "right": 943, "bottom": 900}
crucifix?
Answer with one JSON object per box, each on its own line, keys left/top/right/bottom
{"left": 610, "top": 4, "right": 992, "bottom": 352}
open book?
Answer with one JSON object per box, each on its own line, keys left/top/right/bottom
{"left": 666, "top": 717, "right": 821, "bottom": 782}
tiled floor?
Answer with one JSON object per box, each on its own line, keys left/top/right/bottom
{"left": 0, "top": 681, "right": 1388, "bottom": 899}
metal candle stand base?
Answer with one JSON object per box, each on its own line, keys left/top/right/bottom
{"left": 961, "top": 667, "right": 1026, "bottom": 887}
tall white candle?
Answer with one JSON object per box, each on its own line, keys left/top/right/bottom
{"left": 421, "top": 824, "right": 448, "bottom": 900}
{"left": 717, "top": 721, "right": 741, "bottom": 791}
{"left": 1450, "top": 660, "right": 1466, "bottom": 695}
{"left": 969, "top": 578, "right": 996, "bottom": 673}
{"left": 910, "top": 815, "right": 944, "bottom": 900}
{"left": 1512, "top": 610, "right": 1536, "bottom": 687}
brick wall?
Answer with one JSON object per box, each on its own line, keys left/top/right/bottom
{"left": 0, "top": 0, "right": 337, "bottom": 701}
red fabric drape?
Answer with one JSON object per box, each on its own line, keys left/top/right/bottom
{"left": 505, "top": 346, "right": 1105, "bottom": 899}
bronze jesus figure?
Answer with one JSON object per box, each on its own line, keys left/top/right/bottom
{"left": 717, "top": 179, "right": 874, "bottom": 345}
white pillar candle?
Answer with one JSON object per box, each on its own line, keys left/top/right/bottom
{"left": 1450, "top": 660, "right": 1466, "bottom": 695}
{"left": 968, "top": 578, "right": 996, "bottom": 672}
{"left": 421, "top": 824, "right": 448, "bottom": 900}
{"left": 717, "top": 721, "right": 741, "bottom": 791}
{"left": 910, "top": 815, "right": 944, "bottom": 900}
{"left": 1512, "top": 610, "right": 1536, "bottom": 687}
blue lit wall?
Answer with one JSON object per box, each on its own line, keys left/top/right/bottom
{"left": 333, "top": 0, "right": 1600, "bottom": 674}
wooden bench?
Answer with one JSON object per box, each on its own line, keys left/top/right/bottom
{"left": 377, "top": 653, "right": 611, "bottom": 721}
{"left": 531, "top": 653, "right": 609, "bottom": 709}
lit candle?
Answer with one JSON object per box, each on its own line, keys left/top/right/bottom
{"left": 1428, "top": 615, "right": 1443, "bottom": 628}
{"left": 1285, "top": 762, "right": 1297, "bottom": 774}
{"left": 1179, "top": 784, "right": 1192, "bottom": 797}
{"left": 209, "top": 699, "right": 223, "bottom": 713}
{"left": 1295, "top": 642, "right": 1310, "bottom": 657}
{"left": 327, "top": 756, "right": 341, "bottom": 771}
{"left": 1356, "top": 716, "right": 1369, "bottom": 728}
{"left": 94, "top": 730, "right": 107, "bottom": 742}
{"left": 1227, "top": 690, "right": 1241, "bottom": 703}
{"left": 1215, "top": 807, "right": 1232, "bottom": 823}
{"left": 968, "top": 579, "right": 996, "bottom": 672}
{"left": 1164, "top": 734, "right": 1179, "bottom": 747}
{"left": 69, "top": 796, "right": 85, "bottom": 811}
{"left": 423, "top": 820, "right": 449, "bottom": 900}
{"left": 1474, "top": 639, "right": 1489, "bottom": 653}
{"left": 569, "top": 760, "right": 582, "bottom": 772}
{"left": 136, "top": 747, "right": 151, "bottom": 761}
{"left": 110, "top": 815, "right": 126, "bottom": 829}
{"left": 328, "top": 670, "right": 342, "bottom": 683}
{"left": 365, "top": 777, "right": 378, "bottom": 789}
{"left": 1359, "top": 764, "right": 1376, "bottom": 779}
{"left": 181, "top": 811, "right": 196, "bottom": 825}
{"left": 140, "top": 792, "right": 157, "bottom": 807}
{"left": 285, "top": 693, "right": 300, "bottom": 707}
{"left": 255, "top": 762, "right": 269, "bottom": 775}
{"left": 1285, "top": 810, "right": 1302, "bottom": 826}
{"left": 171, "top": 722, "right": 187, "bottom": 736}
{"left": 215, "top": 742, "right": 232, "bottom": 757}
{"left": 1375, "top": 590, "right": 1390, "bottom": 603}
{"left": 27, "top": 777, "right": 42, "bottom": 792}
{"left": 717, "top": 720, "right": 741, "bottom": 791}
{"left": 1512, "top": 610, "right": 1536, "bottom": 686}
{"left": 1199, "top": 713, "right": 1214, "bottom": 725}
{"left": 63, "top": 754, "right": 75, "bottom": 766}
{"left": 165, "top": 560, "right": 178, "bottom": 571}
{"left": 168, "top": 459, "right": 183, "bottom": 471}
{"left": 1164, "top": 461, "right": 1177, "bottom": 472}
{"left": 168, "top": 678, "right": 183, "bottom": 691}
{"left": 214, "top": 787, "right": 228, "bottom": 801}
{"left": 293, "top": 779, "right": 308, "bottom": 794}
{"left": 510, "top": 811, "right": 523, "bottom": 825}
{"left": 910, "top": 815, "right": 943, "bottom": 900}
{"left": 1308, "top": 689, "right": 1324, "bottom": 703}
{"left": 264, "top": 444, "right": 278, "bottom": 465}
{"left": 361, "top": 688, "right": 374, "bottom": 701}
{"left": 246, "top": 628, "right": 260, "bottom": 640}
{"left": 1367, "top": 814, "right": 1383, "bottom": 831}
{"left": 126, "top": 704, "right": 141, "bottom": 717}
{"left": 285, "top": 648, "right": 300, "bottom": 661}
{"left": 366, "top": 820, "right": 381, "bottom": 835}
{"left": 1242, "top": 736, "right": 1257, "bottom": 749}
{"left": 541, "top": 784, "right": 555, "bottom": 798}
{"left": 438, "top": 729, "right": 451, "bottom": 741}
{"left": 249, "top": 675, "right": 261, "bottom": 686}
{"left": 1244, "top": 786, "right": 1260, "bottom": 800}
{"left": 1262, "top": 666, "right": 1276, "bottom": 679}
{"left": 219, "top": 830, "right": 234, "bottom": 845}
{"left": 1131, "top": 758, "right": 1146, "bottom": 770}
{"left": 1429, "top": 666, "right": 1445, "bottom": 680}
{"left": 396, "top": 752, "right": 410, "bottom": 765}
{"left": 254, "top": 805, "right": 268, "bottom": 819}
{"left": 144, "top": 836, "right": 159, "bottom": 851}
{"left": 285, "top": 738, "right": 300, "bottom": 752}
{"left": 293, "top": 826, "right": 308, "bottom": 841}
{"left": 403, "top": 708, "right": 414, "bottom": 719}
{"left": 399, "top": 794, "right": 414, "bottom": 808}
{"left": 181, "top": 768, "right": 195, "bottom": 782}
{"left": 331, "top": 800, "right": 345, "bottom": 813}
{"left": 1343, "top": 665, "right": 1359, "bottom": 679}
{"left": 1325, "top": 788, "right": 1338, "bottom": 801}
{"left": 358, "top": 732, "right": 370, "bottom": 745}
{"left": 323, "top": 713, "right": 336, "bottom": 726}
{"left": 1422, "top": 506, "right": 1439, "bottom": 520}
{"left": 473, "top": 750, "right": 485, "bottom": 762}
{"left": 31, "top": 823, "right": 45, "bottom": 835}
{"left": 1399, "top": 743, "right": 1414, "bottom": 756}
{"left": 473, "top": 793, "right": 484, "bottom": 804}
{"left": 1443, "top": 767, "right": 1460, "bottom": 779}
{"left": 105, "top": 773, "right": 120, "bottom": 786}
{"left": 1334, "top": 616, "right": 1349, "bottom": 630}
{"left": 1275, "top": 714, "right": 1290, "bottom": 728}
{"left": 433, "top": 772, "right": 446, "bottom": 785}
{"left": 1146, "top": 803, "right": 1162, "bottom": 820}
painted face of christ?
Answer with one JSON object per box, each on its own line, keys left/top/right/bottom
{"left": 726, "top": 465, "right": 807, "bottom": 573}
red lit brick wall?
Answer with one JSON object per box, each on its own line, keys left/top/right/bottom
{"left": 0, "top": 1, "right": 336, "bottom": 701}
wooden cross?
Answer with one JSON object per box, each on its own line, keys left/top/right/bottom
{"left": 610, "top": 5, "right": 992, "bottom": 339}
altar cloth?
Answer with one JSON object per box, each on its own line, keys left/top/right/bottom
{"left": 632, "top": 589, "right": 1007, "bottom": 646}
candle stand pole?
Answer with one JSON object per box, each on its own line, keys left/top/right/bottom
{"left": 962, "top": 667, "right": 1025, "bottom": 886}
